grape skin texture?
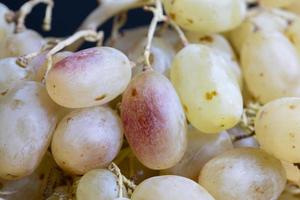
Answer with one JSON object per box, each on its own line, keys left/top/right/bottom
{"left": 51, "top": 106, "right": 123, "bottom": 175}
{"left": 161, "top": 126, "right": 233, "bottom": 180}
{"left": 171, "top": 44, "right": 243, "bottom": 133}
{"left": 0, "top": 81, "right": 58, "bottom": 180}
{"left": 131, "top": 175, "right": 215, "bottom": 200}
{"left": 121, "top": 71, "right": 187, "bottom": 170}
{"left": 199, "top": 148, "right": 286, "bottom": 200}
{"left": 255, "top": 97, "right": 300, "bottom": 163}
{"left": 76, "top": 169, "right": 119, "bottom": 200}
{"left": 162, "top": 0, "right": 246, "bottom": 34}
{"left": 46, "top": 47, "right": 132, "bottom": 108}
{"left": 241, "top": 31, "right": 300, "bottom": 103}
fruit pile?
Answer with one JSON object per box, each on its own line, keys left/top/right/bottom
{"left": 0, "top": 0, "right": 300, "bottom": 199}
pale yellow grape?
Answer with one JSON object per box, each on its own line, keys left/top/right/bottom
{"left": 171, "top": 44, "right": 243, "bottom": 133}
{"left": 199, "top": 148, "right": 286, "bottom": 200}
{"left": 0, "top": 57, "right": 30, "bottom": 94}
{"left": 161, "top": 126, "right": 233, "bottom": 180}
{"left": 76, "top": 169, "right": 119, "bottom": 200}
{"left": 162, "top": 0, "right": 246, "bottom": 34}
{"left": 260, "top": 0, "right": 296, "bottom": 7}
{"left": 0, "top": 81, "right": 58, "bottom": 180}
{"left": 1, "top": 29, "right": 45, "bottom": 58}
{"left": 131, "top": 175, "right": 215, "bottom": 200}
{"left": 285, "top": 1, "right": 300, "bottom": 15}
{"left": 255, "top": 97, "right": 300, "bottom": 163}
{"left": 51, "top": 106, "right": 123, "bottom": 175}
{"left": 46, "top": 47, "right": 132, "bottom": 108}
{"left": 228, "top": 8, "right": 292, "bottom": 54}
{"left": 0, "top": 3, "right": 14, "bottom": 43}
{"left": 281, "top": 161, "right": 300, "bottom": 186}
{"left": 241, "top": 30, "right": 300, "bottom": 103}
{"left": 185, "top": 33, "right": 242, "bottom": 87}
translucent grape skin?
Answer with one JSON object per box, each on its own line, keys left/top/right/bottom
{"left": 242, "top": 30, "right": 300, "bottom": 103}
{"left": 255, "top": 97, "right": 300, "bottom": 163}
{"left": 131, "top": 175, "right": 215, "bottom": 200}
{"left": 46, "top": 47, "right": 132, "bottom": 108}
{"left": 161, "top": 126, "right": 233, "bottom": 180}
{"left": 0, "top": 81, "right": 58, "bottom": 180}
{"left": 121, "top": 70, "right": 187, "bottom": 170}
{"left": 170, "top": 44, "right": 243, "bottom": 133}
{"left": 0, "top": 57, "right": 30, "bottom": 95}
{"left": 1, "top": 29, "right": 45, "bottom": 58}
{"left": 51, "top": 106, "right": 123, "bottom": 175}
{"left": 76, "top": 169, "right": 119, "bottom": 200}
{"left": 162, "top": 0, "right": 246, "bottom": 34}
{"left": 199, "top": 148, "right": 286, "bottom": 200}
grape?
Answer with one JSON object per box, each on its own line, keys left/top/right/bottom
{"left": 1, "top": 29, "right": 45, "bottom": 58}
{"left": 281, "top": 161, "right": 300, "bottom": 186}
{"left": 131, "top": 175, "right": 215, "bottom": 200}
{"left": 260, "top": 0, "right": 296, "bottom": 7}
{"left": 121, "top": 70, "right": 187, "bottom": 170}
{"left": 0, "top": 57, "right": 30, "bottom": 95}
{"left": 286, "top": 1, "right": 300, "bottom": 15}
{"left": 255, "top": 97, "right": 300, "bottom": 163}
{"left": 129, "top": 37, "right": 175, "bottom": 78}
{"left": 0, "top": 152, "right": 64, "bottom": 200}
{"left": 0, "top": 81, "right": 58, "bottom": 180}
{"left": 46, "top": 47, "right": 132, "bottom": 108}
{"left": 285, "top": 18, "right": 300, "bottom": 55}
{"left": 0, "top": 3, "right": 14, "bottom": 43}
{"left": 114, "top": 198, "right": 130, "bottom": 200}
{"left": 162, "top": 0, "right": 246, "bottom": 34}
{"left": 170, "top": 44, "right": 243, "bottom": 133}
{"left": 161, "top": 126, "right": 233, "bottom": 180}
{"left": 241, "top": 30, "right": 300, "bottom": 103}
{"left": 228, "top": 8, "right": 292, "bottom": 54}
{"left": 199, "top": 148, "right": 286, "bottom": 200}
{"left": 76, "top": 169, "right": 120, "bottom": 200}
{"left": 51, "top": 106, "right": 123, "bottom": 175}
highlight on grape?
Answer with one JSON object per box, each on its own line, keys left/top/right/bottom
{"left": 1, "top": 0, "right": 300, "bottom": 199}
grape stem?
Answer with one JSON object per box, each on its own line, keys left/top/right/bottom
{"left": 109, "top": 12, "right": 128, "bottom": 47}
{"left": 15, "top": 0, "right": 54, "bottom": 32}
{"left": 44, "top": 30, "right": 104, "bottom": 78}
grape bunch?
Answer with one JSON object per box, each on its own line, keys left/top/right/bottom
{"left": 0, "top": 0, "right": 300, "bottom": 199}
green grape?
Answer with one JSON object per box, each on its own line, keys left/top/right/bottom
{"left": 162, "top": 0, "right": 246, "bottom": 34}
{"left": 199, "top": 148, "right": 286, "bottom": 200}
{"left": 255, "top": 97, "right": 300, "bottom": 163}
{"left": 131, "top": 175, "right": 215, "bottom": 200}
{"left": 170, "top": 44, "right": 243, "bottom": 133}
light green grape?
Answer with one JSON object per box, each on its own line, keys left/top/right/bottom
{"left": 131, "top": 175, "right": 215, "bottom": 200}
{"left": 170, "top": 44, "right": 243, "bottom": 133}
{"left": 162, "top": 0, "right": 246, "bottom": 34}
{"left": 199, "top": 148, "right": 286, "bottom": 200}
{"left": 76, "top": 169, "right": 120, "bottom": 200}
{"left": 255, "top": 97, "right": 300, "bottom": 163}
{"left": 241, "top": 30, "right": 300, "bottom": 103}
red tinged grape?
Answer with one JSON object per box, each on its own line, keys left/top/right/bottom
{"left": 121, "top": 70, "right": 187, "bottom": 170}
{"left": 46, "top": 47, "right": 132, "bottom": 108}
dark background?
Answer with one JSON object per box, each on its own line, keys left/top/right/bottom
{"left": 0, "top": 0, "right": 152, "bottom": 38}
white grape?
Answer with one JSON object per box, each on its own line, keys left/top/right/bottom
{"left": 199, "top": 148, "right": 286, "bottom": 200}
{"left": 0, "top": 81, "right": 58, "bottom": 180}
{"left": 131, "top": 175, "right": 215, "bottom": 200}
{"left": 255, "top": 97, "right": 300, "bottom": 163}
